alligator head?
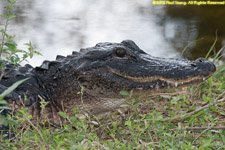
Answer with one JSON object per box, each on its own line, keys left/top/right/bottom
{"left": 76, "top": 40, "right": 216, "bottom": 99}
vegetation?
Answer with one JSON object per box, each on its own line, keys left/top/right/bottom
{"left": 0, "top": 0, "right": 225, "bottom": 149}
{"left": 0, "top": 0, "right": 41, "bottom": 145}
{"left": 0, "top": 0, "right": 41, "bottom": 65}
{"left": 1, "top": 65, "right": 224, "bottom": 150}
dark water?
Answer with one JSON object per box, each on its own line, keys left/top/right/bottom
{"left": 0, "top": 0, "right": 224, "bottom": 66}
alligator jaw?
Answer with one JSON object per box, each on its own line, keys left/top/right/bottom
{"left": 110, "top": 68, "right": 213, "bottom": 90}
{"left": 78, "top": 66, "right": 215, "bottom": 99}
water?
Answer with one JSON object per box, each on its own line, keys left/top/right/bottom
{"left": 0, "top": 0, "right": 224, "bottom": 66}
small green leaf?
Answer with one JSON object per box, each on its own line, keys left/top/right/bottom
{"left": 15, "top": 49, "right": 26, "bottom": 53}
{"left": 0, "top": 100, "right": 7, "bottom": 105}
{"left": 7, "top": 14, "right": 15, "bottom": 20}
{"left": 27, "top": 115, "right": 32, "bottom": 119}
{"left": 125, "top": 120, "right": 132, "bottom": 127}
{"left": 8, "top": 0, "right": 16, "bottom": 4}
{"left": 58, "top": 111, "right": 67, "bottom": 119}
{"left": 34, "top": 51, "right": 42, "bottom": 56}
{"left": 5, "top": 119, "right": 18, "bottom": 126}
{"left": 6, "top": 9, "right": 15, "bottom": 20}
{"left": 129, "top": 89, "right": 133, "bottom": 96}
{"left": 120, "top": 90, "right": 129, "bottom": 96}
{"left": 0, "top": 106, "right": 11, "bottom": 110}
{"left": 4, "top": 42, "right": 16, "bottom": 50}
{"left": 181, "top": 143, "right": 192, "bottom": 149}
{"left": 0, "top": 78, "right": 30, "bottom": 99}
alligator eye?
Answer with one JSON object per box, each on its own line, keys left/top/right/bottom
{"left": 115, "top": 48, "right": 127, "bottom": 58}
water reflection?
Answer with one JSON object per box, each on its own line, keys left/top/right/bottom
{"left": 0, "top": 0, "right": 224, "bottom": 66}
{"left": 165, "top": 5, "right": 225, "bottom": 59}
{"left": 0, "top": 0, "right": 177, "bottom": 66}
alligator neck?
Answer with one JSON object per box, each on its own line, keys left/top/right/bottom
{"left": 40, "top": 70, "right": 126, "bottom": 116}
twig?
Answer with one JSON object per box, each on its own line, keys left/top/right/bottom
{"left": 182, "top": 98, "right": 224, "bottom": 120}
{"left": 24, "top": 115, "right": 49, "bottom": 149}
{"left": 183, "top": 91, "right": 225, "bottom": 119}
{"left": 0, "top": 15, "right": 9, "bottom": 56}
{"left": 149, "top": 91, "right": 186, "bottom": 97}
{"left": 172, "top": 126, "right": 225, "bottom": 131}
{"left": 13, "top": 124, "right": 30, "bottom": 141}
{"left": 186, "top": 126, "right": 225, "bottom": 130}
{"left": 164, "top": 91, "right": 225, "bottom": 121}
{"left": 170, "top": 91, "right": 225, "bottom": 121}
{"left": 193, "top": 124, "right": 216, "bottom": 142}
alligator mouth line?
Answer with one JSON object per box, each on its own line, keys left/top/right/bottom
{"left": 109, "top": 68, "right": 213, "bottom": 87}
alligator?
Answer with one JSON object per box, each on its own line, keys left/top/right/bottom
{"left": 0, "top": 40, "right": 216, "bottom": 137}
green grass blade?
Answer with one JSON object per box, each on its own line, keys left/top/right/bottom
{"left": 213, "top": 46, "right": 225, "bottom": 62}
{"left": 0, "top": 77, "right": 30, "bottom": 99}
{"left": 205, "top": 34, "right": 217, "bottom": 59}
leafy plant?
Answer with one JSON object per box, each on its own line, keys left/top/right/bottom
{"left": 0, "top": 0, "right": 41, "bottom": 143}
{"left": 0, "top": 0, "right": 41, "bottom": 69}
{"left": 0, "top": 0, "right": 41, "bottom": 101}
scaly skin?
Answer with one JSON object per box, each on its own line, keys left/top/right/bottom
{"left": 0, "top": 40, "right": 216, "bottom": 128}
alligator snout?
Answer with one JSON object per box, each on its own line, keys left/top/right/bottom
{"left": 193, "top": 58, "right": 216, "bottom": 75}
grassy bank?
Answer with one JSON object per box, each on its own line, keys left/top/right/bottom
{"left": 1, "top": 62, "right": 224, "bottom": 150}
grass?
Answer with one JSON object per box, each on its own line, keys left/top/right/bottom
{"left": 0, "top": 61, "right": 224, "bottom": 150}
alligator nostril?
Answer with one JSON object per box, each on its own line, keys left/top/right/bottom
{"left": 196, "top": 57, "right": 206, "bottom": 63}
